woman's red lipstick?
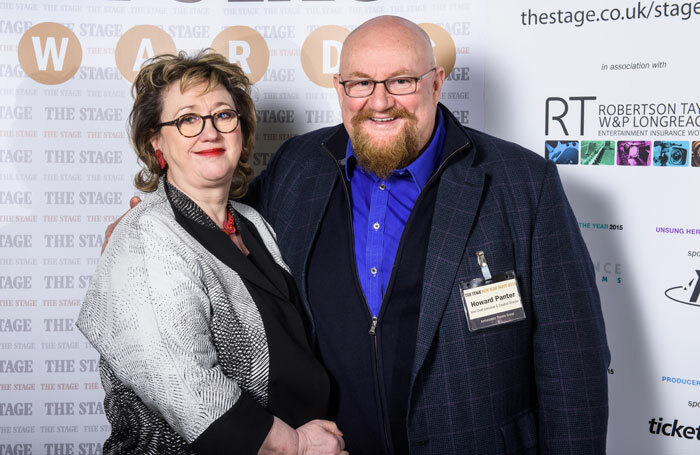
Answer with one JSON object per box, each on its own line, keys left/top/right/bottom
{"left": 195, "top": 148, "right": 225, "bottom": 157}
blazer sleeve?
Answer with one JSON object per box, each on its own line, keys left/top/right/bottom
{"left": 77, "top": 215, "right": 273, "bottom": 454}
{"left": 530, "top": 161, "right": 611, "bottom": 454}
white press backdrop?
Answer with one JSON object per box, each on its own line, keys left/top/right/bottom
{"left": 0, "top": 1, "right": 698, "bottom": 454}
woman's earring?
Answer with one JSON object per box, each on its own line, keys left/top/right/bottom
{"left": 154, "top": 149, "right": 166, "bottom": 169}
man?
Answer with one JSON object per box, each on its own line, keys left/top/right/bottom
{"left": 112, "top": 16, "right": 610, "bottom": 454}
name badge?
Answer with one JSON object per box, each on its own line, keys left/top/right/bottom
{"left": 459, "top": 251, "right": 526, "bottom": 331}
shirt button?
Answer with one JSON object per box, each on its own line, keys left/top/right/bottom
{"left": 378, "top": 183, "right": 386, "bottom": 190}
{"left": 370, "top": 267, "right": 378, "bottom": 275}
{"left": 373, "top": 222, "right": 380, "bottom": 230}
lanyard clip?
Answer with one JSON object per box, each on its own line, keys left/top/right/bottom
{"left": 475, "top": 251, "right": 492, "bottom": 281}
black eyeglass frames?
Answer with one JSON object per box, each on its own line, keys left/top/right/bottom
{"left": 337, "top": 68, "right": 436, "bottom": 98}
{"left": 156, "top": 109, "right": 240, "bottom": 138}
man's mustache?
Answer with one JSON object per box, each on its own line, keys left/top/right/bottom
{"left": 351, "top": 107, "right": 417, "bottom": 124}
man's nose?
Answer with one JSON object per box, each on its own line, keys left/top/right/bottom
{"left": 366, "top": 82, "right": 394, "bottom": 112}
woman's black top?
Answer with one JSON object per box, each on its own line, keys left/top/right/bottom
{"left": 165, "top": 181, "right": 330, "bottom": 453}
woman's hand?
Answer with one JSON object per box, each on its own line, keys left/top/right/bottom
{"left": 259, "top": 417, "right": 347, "bottom": 455}
{"left": 296, "top": 420, "right": 347, "bottom": 455}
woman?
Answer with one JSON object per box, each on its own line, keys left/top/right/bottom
{"left": 77, "top": 51, "right": 346, "bottom": 455}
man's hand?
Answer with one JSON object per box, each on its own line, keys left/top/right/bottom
{"left": 101, "top": 196, "right": 141, "bottom": 254}
{"left": 296, "top": 420, "right": 347, "bottom": 455}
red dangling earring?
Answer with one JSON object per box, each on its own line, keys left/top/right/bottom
{"left": 154, "top": 149, "right": 166, "bottom": 169}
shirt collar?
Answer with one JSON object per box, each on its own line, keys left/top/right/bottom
{"left": 344, "top": 108, "right": 446, "bottom": 190}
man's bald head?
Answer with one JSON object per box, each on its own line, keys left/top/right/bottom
{"left": 340, "top": 16, "right": 436, "bottom": 74}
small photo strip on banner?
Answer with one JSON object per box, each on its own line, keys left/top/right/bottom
{"left": 617, "top": 141, "right": 651, "bottom": 166}
{"left": 545, "top": 140, "right": 579, "bottom": 164}
{"left": 581, "top": 141, "right": 615, "bottom": 165}
{"left": 652, "top": 141, "right": 689, "bottom": 167}
{"left": 547, "top": 139, "right": 700, "bottom": 169}
{"left": 692, "top": 141, "right": 700, "bottom": 167}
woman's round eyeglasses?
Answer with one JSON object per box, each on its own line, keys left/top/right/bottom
{"left": 157, "top": 109, "right": 240, "bottom": 138}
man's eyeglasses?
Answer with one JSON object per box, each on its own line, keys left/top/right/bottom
{"left": 156, "top": 109, "right": 240, "bottom": 138}
{"left": 337, "top": 68, "right": 436, "bottom": 98}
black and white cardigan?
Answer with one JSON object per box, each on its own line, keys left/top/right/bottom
{"left": 77, "top": 181, "right": 289, "bottom": 453}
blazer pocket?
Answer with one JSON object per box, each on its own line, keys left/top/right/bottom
{"left": 499, "top": 408, "right": 538, "bottom": 455}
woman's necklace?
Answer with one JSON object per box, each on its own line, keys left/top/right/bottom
{"left": 221, "top": 210, "right": 237, "bottom": 235}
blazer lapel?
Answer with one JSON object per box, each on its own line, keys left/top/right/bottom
{"left": 173, "top": 208, "right": 287, "bottom": 301}
{"left": 411, "top": 112, "right": 485, "bottom": 381}
{"left": 237, "top": 214, "right": 290, "bottom": 301}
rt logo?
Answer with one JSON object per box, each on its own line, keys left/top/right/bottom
{"left": 665, "top": 270, "right": 700, "bottom": 308}
{"left": 545, "top": 96, "right": 596, "bottom": 136}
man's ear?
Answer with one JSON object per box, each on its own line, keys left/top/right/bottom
{"left": 432, "top": 67, "right": 446, "bottom": 104}
{"left": 333, "top": 74, "right": 345, "bottom": 106}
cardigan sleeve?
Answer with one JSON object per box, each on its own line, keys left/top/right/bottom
{"left": 77, "top": 212, "right": 273, "bottom": 454}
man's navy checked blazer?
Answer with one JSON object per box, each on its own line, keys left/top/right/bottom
{"left": 246, "top": 104, "right": 610, "bottom": 455}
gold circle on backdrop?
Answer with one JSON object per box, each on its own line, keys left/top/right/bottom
{"left": 301, "top": 25, "right": 350, "bottom": 88}
{"left": 115, "top": 25, "right": 177, "bottom": 83}
{"left": 418, "top": 23, "right": 456, "bottom": 78}
{"left": 211, "top": 26, "right": 269, "bottom": 84}
{"left": 17, "top": 22, "right": 82, "bottom": 85}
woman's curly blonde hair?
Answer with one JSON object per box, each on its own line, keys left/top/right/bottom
{"left": 130, "top": 50, "right": 256, "bottom": 199}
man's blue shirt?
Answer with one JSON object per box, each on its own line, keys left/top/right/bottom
{"left": 345, "top": 110, "right": 446, "bottom": 316}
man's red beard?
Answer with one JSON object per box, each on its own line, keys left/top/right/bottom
{"left": 350, "top": 107, "right": 421, "bottom": 180}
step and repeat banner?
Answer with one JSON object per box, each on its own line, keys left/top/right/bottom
{"left": 484, "top": 2, "right": 699, "bottom": 454}
{"left": 0, "top": 0, "right": 482, "bottom": 453}
{"left": 0, "top": 0, "right": 696, "bottom": 453}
